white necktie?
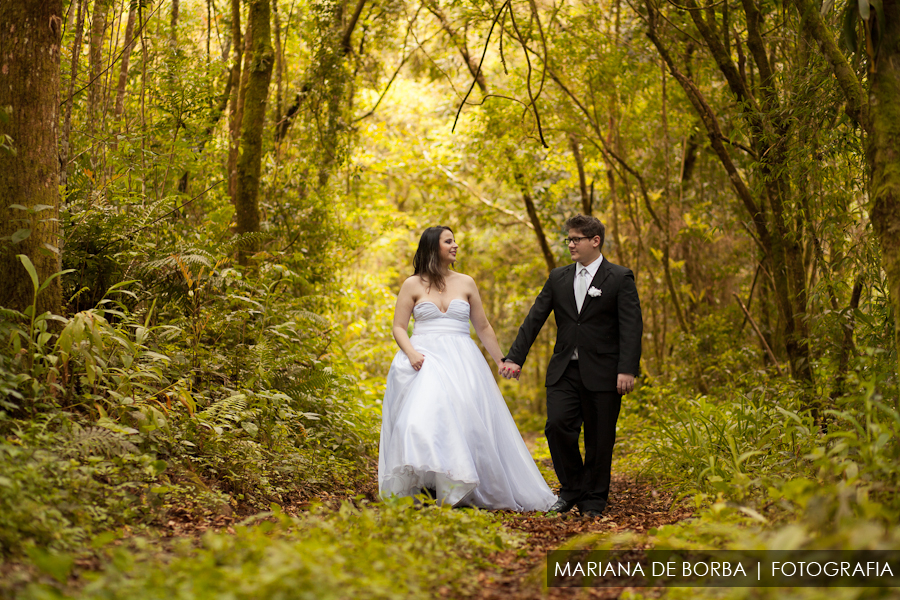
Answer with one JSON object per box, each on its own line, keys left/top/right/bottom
{"left": 576, "top": 267, "right": 588, "bottom": 313}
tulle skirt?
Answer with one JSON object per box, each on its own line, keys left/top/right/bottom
{"left": 378, "top": 328, "right": 557, "bottom": 511}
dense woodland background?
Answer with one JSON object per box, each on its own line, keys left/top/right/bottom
{"left": 1, "top": 0, "right": 899, "bottom": 596}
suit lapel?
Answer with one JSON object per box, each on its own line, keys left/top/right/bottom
{"left": 582, "top": 260, "right": 612, "bottom": 312}
{"left": 561, "top": 263, "right": 578, "bottom": 317}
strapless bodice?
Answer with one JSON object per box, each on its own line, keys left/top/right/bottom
{"left": 412, "top": 299, "right": 470, "bottom": 335}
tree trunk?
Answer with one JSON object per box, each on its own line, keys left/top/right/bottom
{"left": 520, "top": 186, "right": 557, "bottom": 275}
{"left": 233, "top": 0, "right": 274, "bottom": 254}
{"left": 869, "top": 0, "right": 900, "bottom": 378}
{"left": 316, "top": 0, "right": 347, "bottom": 189}
{"left": 569, "top": 133, "right": 591, "bottom": 215}
{"left": 831, "top": 275, "right": 863, "bottom": 401}
{"left": 171, "top": 0, "right": 179, "bottom": 46}
{"left": 227, "top": 0, "right": 246, "bottom": 199}
{"left": 644, "top": 0, "right": 820, "bottom": 386}
{"left": 113, "top": 6, "right": 137, "bottom": 119}
{"left": 0, "top": 0, "right": 64, "bottom": 315}
{"left": 88, "top": 0, "right": 110, "bottom": 131}
{"left": 60, "top": 0, "right": 86, "bottom": 193}
{"left": 795, "top": 0, "right": 900, "bottom": 378}
{"left": 273, "top": 0, "right": 283, "bottom": 129}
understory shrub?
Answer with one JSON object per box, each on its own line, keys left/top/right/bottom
{"left": 20, "top": 501, "right": 517, "bottom": 600}
{"left": 0, "top": 251, "right": 377, "bottom": 559}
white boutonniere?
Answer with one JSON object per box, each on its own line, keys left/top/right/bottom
{"left": 587, "top": 286, "right": 602, "bottom": 297}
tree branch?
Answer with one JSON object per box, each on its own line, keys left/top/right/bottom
{"left": 791, "top": 0, "right": 868, "bottom": 130}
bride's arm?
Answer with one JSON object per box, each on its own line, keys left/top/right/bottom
{"left": 392, "top": 278, "right": 425, "bottom": 370}
{"left": 467, "top": 277, "right": 506, "bottom": 368}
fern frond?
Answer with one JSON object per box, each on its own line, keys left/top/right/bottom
{"left": 287, "top": 310, "right": 330, "bottom": 329}
{"left": 198, "top": 393, "right": 250, "bottom": 425}
{"left": 272, "top": 368, "right": 341, "bottom": 399}
{"left": 231, "top": 439, "right": 263, "bottom": 456}
{"left": 219, "top": 232, "right": 273, "bottom": 255}
{"left": 62, "top": 427, "right": 140, "bottom": 458}
{"left": 0, "top": 307, "right": 27, "bottom": 323}
{"left": 140, "top": 251, "right": 215, "bottom": 274}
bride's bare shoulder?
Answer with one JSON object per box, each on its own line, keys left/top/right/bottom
{"left": 400, "top": 274, "right": 427, "bottom": 293}
{"left": 450, "top": 272, "right": 477, "bottom": 288}
{"left": 448, "top": 271, "right": 474, "bottom": 282}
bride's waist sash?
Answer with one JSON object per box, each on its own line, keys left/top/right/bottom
{"left": 412, "top": 319, "right": 470, "bottom": 336}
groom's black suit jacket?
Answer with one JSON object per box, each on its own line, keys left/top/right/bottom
{"left": 506, "top": 259, "right": 642, "bottom": 392}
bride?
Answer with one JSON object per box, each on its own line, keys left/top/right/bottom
{"left": 378, "top": 226, "right": 557, "bottom": 511}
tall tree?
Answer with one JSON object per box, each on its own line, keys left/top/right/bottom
{"left": 233, "top": 0, "right": 274, "bottom": 251}
{"left": 227, "top": 0, "right": 245, "bottom": 199}
{"left": 866, "top": 0, "right": 900, "bottom": 378}
{"left": 641, "top": 0, "right": 816, "bottom": 385}
{"left": 88, "top": 0, "right": 110, "bottom": 131}
{"left": 114, "top": 6, "right": 137, "bottom": 119}
{"left": 60, "top": 0, "right": 86, "bottom": 191}
{"left": 793, "top": 0, "right": 900, "bottom": 377}
{"left": 0, "top": 0, "right": 64, "bottom": 314}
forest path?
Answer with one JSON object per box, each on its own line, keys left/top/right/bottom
{"left": 470, "top": 471, "right": 693, "bottom": 599}
{"left": 150, "top": 433, "right": 692, "bottom": 600}
{"left": 464, "top": 432, "right": 694, "bottom": 599}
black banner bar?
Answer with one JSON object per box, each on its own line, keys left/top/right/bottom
{"left": 546, "top": 550, "right": 900, "bottom": 587}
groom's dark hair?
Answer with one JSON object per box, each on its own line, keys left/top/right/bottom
{"left": 565, "top": 215, "right": 605, "bottom": 248}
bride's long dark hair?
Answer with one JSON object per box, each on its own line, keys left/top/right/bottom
{"left": 413, "top": 226, "right": 453, "bottom": 293}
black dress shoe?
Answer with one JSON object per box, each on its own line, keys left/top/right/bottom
{"left": 582, "top": 509, "right": 604, "bottom": 518}
{"left": 548, "top": 498, "right": 577, "bottom": 513}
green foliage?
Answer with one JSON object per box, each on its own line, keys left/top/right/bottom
{"left": 624, "top": 351, "right": 900, "bottom": 546}
{"left": 0, "top": 248, "right": 376, "bottom": 559}
{"left": 0, "top": 416, "right": 167, "bottom": 557}
{"left": 20, "top": 501, "right": 517, "bottom": 600}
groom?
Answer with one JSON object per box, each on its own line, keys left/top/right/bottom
{"left": 501, "top": 214, "right": 642, "bottom": 517}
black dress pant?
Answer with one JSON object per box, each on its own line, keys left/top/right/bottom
{"left": 545, "top": 360, "right": 622, "bottom": 512}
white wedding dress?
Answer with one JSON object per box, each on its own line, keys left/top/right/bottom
{"left": 378, "top": 298, "right": 557, "bottom": 511}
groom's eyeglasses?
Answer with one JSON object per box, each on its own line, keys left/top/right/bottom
{"left": 564, "top": 236, "right": 591, "bottom": 245}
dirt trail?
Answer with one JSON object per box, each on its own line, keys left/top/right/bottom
{"left": 152, "top": 442, "right": 692, "bottom": 600}
{"left": 472, "top": 472, "right": 693, "bottom": 599}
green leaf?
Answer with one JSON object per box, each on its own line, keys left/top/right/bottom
{"left": 842, "top": 1, "right": 859, "bottom": 52}
{"left": 737, "top": 506, "right": 769, "bottom": 524}
{"left": 16, "top": 254, "right": 39, "bottom": 291}
{"left": 857, "top": 0, "right": 870, "bottom": 19}
{"left": 37, "top": 268, "right": 76, "bottom": 295}
{"left": 8, "top": 204, "right": 28, "bottom": 211}
{"left": 870, "top": 0, "right": 885, "bottom": 29}
{"left": 91, "top": 531, "right": 120, "bottom": 549}
{"left": 25, "top": 547, "right": 74, "bottom": 584}
{"left": 104, "top": 279, "right": 139, "bottom": 295}
{"left": 10, "top": 228, "right": 31, "bottom": 244}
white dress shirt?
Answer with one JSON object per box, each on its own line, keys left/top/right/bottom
{"left": 572, "top": 254, "right": 603, "bottom": 360}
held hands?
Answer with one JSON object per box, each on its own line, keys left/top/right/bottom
{"left": 617, "top": 373, "right": 635, "bottom": 395}
{"left": 407, "top": 350, "right": 425, "bottom": 371}
{"left": 499, "top": 360, "right": 521, "bottom": 380}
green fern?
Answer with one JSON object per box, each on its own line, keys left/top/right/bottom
{"left": 62, "top": 427, "right": 140, "bottom": 459}
{"left": 273, "top": 368, "right": 341, "bottom": 400}
{"left": 140, "top": 251, "right": 215, "bottom": 274}
{"left": 198, "top": 393, "right": 254, "bottom": 425}
{"left": 219, "top": 232, "right": 273, "bottom": 255}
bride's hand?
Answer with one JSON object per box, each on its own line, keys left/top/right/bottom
{"left": 407, "top": 350, "right": 425, "bottom": 371}
{"left": 500, "top": 360, "right": 521, "bottom": 380}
